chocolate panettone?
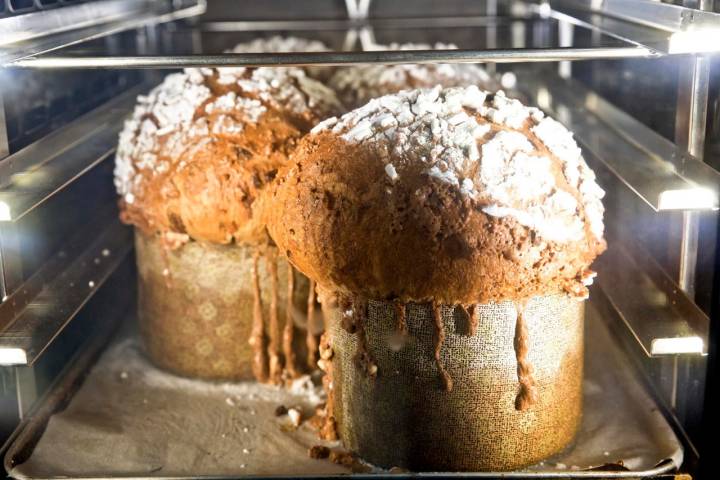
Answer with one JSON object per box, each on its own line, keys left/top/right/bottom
{"left": 116, "top": 63, "right": 342, "bottom": 382}
{"left": 264, "top": 86, "right": 605, "bottom": 470}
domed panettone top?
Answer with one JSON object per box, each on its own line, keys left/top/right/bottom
{"left": 114, "top": 65, "right": 342, "bottom": 248}
{"left": 329, "top": 43, "right": 497, "bottom": 109}
{"left": 265, "top": 86, "right": 606, "bottom": 304}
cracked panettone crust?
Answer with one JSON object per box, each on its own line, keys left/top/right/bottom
{"left": 263, "top": 86, "right": 605, "bottom": 304}
{"left": 115, "top": 65, "right": 342, "bottom": 247}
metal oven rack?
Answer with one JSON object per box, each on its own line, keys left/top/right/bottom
{"left": 0, "top": 0, "right": 719, "bottom": 478}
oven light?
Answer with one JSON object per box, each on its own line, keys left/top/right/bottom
{"left": 669, "top": 29, "right": 720, "bottom": 54}
{"left": 0, "top": 348, "right": 28, "bottom": 365}
{"left": 651, "top": 336, "right": 704, "bottom": 355}
{"left": 657, "top": 187, "right": 717, "bottom": 210}
{"left": 0, "top": 201, "right": 10, "bottom": 221}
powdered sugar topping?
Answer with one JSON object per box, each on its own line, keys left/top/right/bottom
{"left": 314, "top": 86, "right": 604, "bottom": 243}
{"left": 115, "top": 60, "right": 341, "bottom": 204}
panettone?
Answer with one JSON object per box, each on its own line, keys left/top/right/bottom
{"left": 266, "top": 86, "right": 605, "bottom": 305}
{"left": 264, "top": 86, "right": 605, "bottom": 470}
{"left": 115, "top": 62, "right": 342, "bottom": 382}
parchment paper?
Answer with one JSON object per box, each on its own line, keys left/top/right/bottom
{"left": 9, "top": 304, "right": 682, "bottom": 478}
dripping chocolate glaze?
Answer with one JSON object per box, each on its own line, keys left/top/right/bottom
{"left": 431, "top": 302, "right": 453, "bottom": 392}
{"left": 306, "top": 280, "right": 319, "bottom": 369}
{"left": 249, "top": 251, "right": 268, "bottom": 383}
{"left": 394, "top": 301, "right": 407, "bottom": 336}
{"left": 283, "top": 266, "right": 298, "bottom": 379}
{"left": 513, "top": 300, "right": 538, "bottom": 411}
{"left": 266, "top": 251, "right": 282, "bottom": 384}
{"left": 352, "top": 297, "right": 377, "bottom": 378}
{"left": 467, "top": 304, "right": 480, "bottom": 336}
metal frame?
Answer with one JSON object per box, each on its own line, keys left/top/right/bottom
{"left": 0, "top": 82, "right": 150, "bottom": 222}
{"left": 0, "top": 0, "right": 206, "bottom": 64}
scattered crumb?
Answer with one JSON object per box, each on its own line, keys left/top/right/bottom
{"left": 288, "top": 407, "right": 302, "bottom": 427}
{"left": 308, "top": 445, "right": 330, "bottom": 459}
{"left": 555, "top": 463, "right": 567, "bottom": 469}
{"left": 329, "top": 450, "right": 354, "bottom": 467}
{"left": 603, "top": 451, "right": 610, "bottom": 456}
{"left": 242, "top": 448, "right": 250, "bottom": 454}
{"left": 225, "top": 398, "right": 235, "bottom": 407}
{"left": 119, "top": 371, "right": 128, "bottom": 380}
{"left": 275, "top": 405, "right": 288, "bottom": 416}
{"left": 242, "top": 427, "right": 249, "bottom": 433}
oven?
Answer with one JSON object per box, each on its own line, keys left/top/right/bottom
{"left": 0, "top": 0, "right": 718, "bottom": 478}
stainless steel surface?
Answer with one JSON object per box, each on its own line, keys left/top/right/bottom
{"left": 679, "top": 211, "right": 700, "bottom": 298}
{"left": 2, "top": 282, "right": 127, "bottom": 470}
{"left": 0, "top": 224, "right": 23, "bottom": 299}
{"left": 0, "top": 82, "right": 149, "bottom": 223}
{"left": 674, "top": 0, "right": 712, "bottom": 299}
{"left": 0, "top": 0, "right": 206, "bottom": 65}
{"left": 0, "top": 91, "right": 8, "bottom": 161}
{"left": 520, "top": 71, "right": 720, "bottom": 212}
{"left": 6, "top": 46, "right": 658, "bottom": 69}
{"left": 546, "top": 0, "right": 720, "bottom": 53}
{"left": 0, "top": 217, "right": 132, "bottom": 366}
{"left": 595, "top": 241, "right": 708, "bottom": 357}
{"left": 554, "top": 0, "right": 720, "bottom": 33}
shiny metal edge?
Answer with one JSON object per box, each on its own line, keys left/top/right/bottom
{"left": 199, "top": 15, "right": 530, "bottom": 32}
{"left": 0, "top": 0, "right": 152, "bottom": 46}
{"left": 5, "top": 46, "right": 658, "bottom": 69}
{"left": 0, "top": 0, "right": 207, "bottom": 66}
{"left": 1, "top": 269, "right": 129, "bottom": 467}
{"left": 595, "top": 241, "right": 708, "bottom": 357}
{"left": 1, "top": 459, "right": 679, "bottom": 480}
{"left": 0, "top": 83, "right": 150, "bottom": 223}
{"left": 519, "top": 71, "right": 720, "bottom": 212}
{"left": 556, "top": 0, "right": 720, "bottom": 33}
{"left": 0, "top": 217, "right": 132, "bottom": 366}
{"left": 536, "top": 2, "right": 675, "bottom": 53}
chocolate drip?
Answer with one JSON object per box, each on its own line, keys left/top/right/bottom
{"left": 249, "top": 251, "right": 268, "bottom": 383}
{"left": 340, "top": 296, "right": 357, "bottom": 334}
{"left": 431, "top": 302, "right": 453, "bottom": 392}
{"left": 514, "top": 301, "right": 538, "bottom": 410}
{"left": 394, "top": 301, "right": 407, "bottom": 335}
{"left": 318, "top": 331, "right": 338, "bottom": 440}
{"left": 283, "top": 266, "right": 298, "bottom": 379}
{"left": 352, "top": 297, "right": 377, "bottom": 378}
{"left": 306, "top": 280, "right": 319, "bottom": 370}
{"left": 266, "top": 252, "right": 282, "bottom": 384}
{"left": 467, "top": 304, "right": 480, "bottom": 336}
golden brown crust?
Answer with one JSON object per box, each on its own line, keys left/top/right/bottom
{"left": 116, "top": 67, "right": 342, "bottom": 247}
{"left": 264, "top": 131, "right": 605, "bottom": 304}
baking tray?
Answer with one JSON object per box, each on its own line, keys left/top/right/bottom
{"left": 4, "top": 302, "right": 683, "bottom": 479}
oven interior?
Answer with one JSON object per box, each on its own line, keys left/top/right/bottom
{"left": 0, "top": 0, "right": 719, "bottom": 478}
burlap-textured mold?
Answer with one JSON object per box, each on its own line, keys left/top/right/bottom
{"left": 330, "top": 295, "right": 584, "bottom": 471}
{"left": 135, "top": 231, "right": 310, "bottom": 381}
